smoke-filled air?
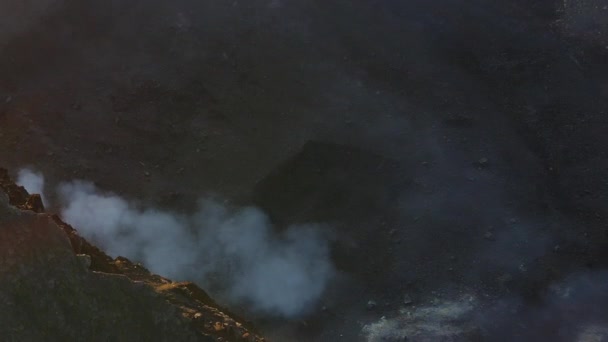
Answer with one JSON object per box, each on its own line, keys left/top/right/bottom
{"left": 17, "top": 169, "right": 334, "bottom": 318}
{"left": 16, "top": 168, "right": 47, "bottom": 205}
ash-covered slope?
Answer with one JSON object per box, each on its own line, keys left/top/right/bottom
{"left": 0, "top": 168, "right": 263, "bottom": 342}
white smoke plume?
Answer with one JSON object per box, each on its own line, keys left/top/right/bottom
{"left": 16, "top": 168, "right": 47, "bottom": 206}
{"left": 57, "top": 180, "right": 334, "bottom": 317}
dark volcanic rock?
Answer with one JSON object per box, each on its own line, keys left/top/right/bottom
{"left": 0, "top": 168, "right": 264, "bottom": 342}
{"left": 0, "top": 168, "right": 34, "bottom": 211}
{"left": 253, "top": 140, "right": 407, "bottom": 225}
{"left": 252, "top": 141, "right": 407, "bottom": 290}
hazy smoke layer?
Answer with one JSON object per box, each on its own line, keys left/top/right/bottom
{"left": 16, "top": 169, "right": 47, "bottom": 205}
{"left": 363, "top": 272, "right": 608, "bottom": 341}
{"left": 57, "top": 179, "right": 333, "bottom": 317}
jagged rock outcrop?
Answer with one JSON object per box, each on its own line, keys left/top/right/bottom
{"left": 0, "top": 168, "right": 264, "bottom": 342}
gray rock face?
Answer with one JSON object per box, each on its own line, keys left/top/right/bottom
{"left": 0, "top": 0, "right": 61, "bottom": 49}
{"left": 560, "top": 0, "right": 608, "bottom": 44}
{"left": 0, "top": 193, "right": 208, "bottom": 342}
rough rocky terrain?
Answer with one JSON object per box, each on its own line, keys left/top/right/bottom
{"left": 1, "top": 0, "right": 608, "bottom": 341}
{"left": 0, "top": 168, "right": 263, "bottom": 341}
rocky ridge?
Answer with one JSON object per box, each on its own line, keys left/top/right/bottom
{"left": 0, "top": 167, "right": 264, "bottom": 342}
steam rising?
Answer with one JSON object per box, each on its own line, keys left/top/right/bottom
{"left": 57, "top": 180, "right": 334, "bottom": 317}
{"left": 16, "top": 169, "right": 47, "bottom": 205}
{"left": 15, "top": 169, "right": 333, "bottom": 317}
